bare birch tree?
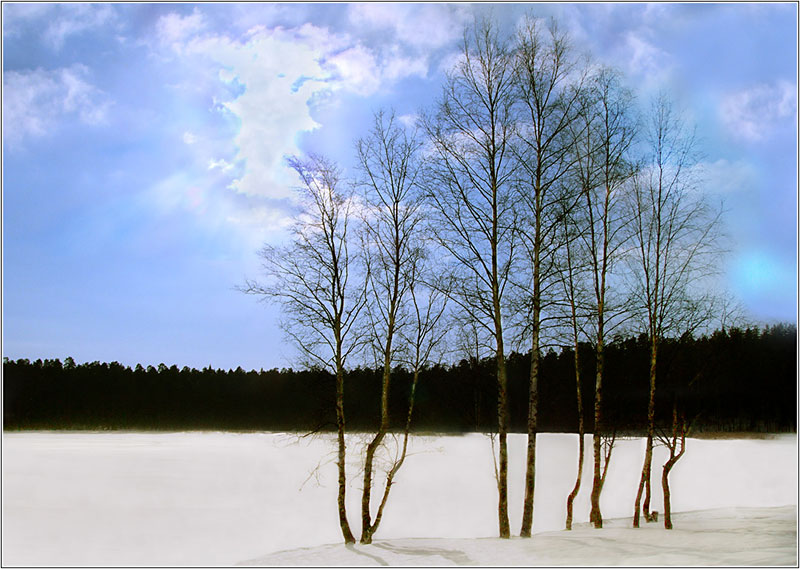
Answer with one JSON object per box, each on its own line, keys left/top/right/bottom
{"left": 627, "top": 94, "right": 722, "bottom": 527}
{"left": 569, "top": 68, "right": 637, "bottom": 529}
{"left": 512, "top": 15, "right": 587, "bottom": 537}
{"left": 355, "top": 110, "right": 426, "bottom": 544}
{"left": 420, "top": 17, "right": 519, "bottom": 538}
{"left": 241, "top": 154, "right": 365, "bottom": 544}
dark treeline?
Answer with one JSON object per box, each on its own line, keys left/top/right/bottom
{"left": 4, "top": 324, "right": 795, "bottom": 434}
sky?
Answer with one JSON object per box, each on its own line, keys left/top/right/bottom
{"left": 2, "top": 2, "right": 797, "bottom": 371}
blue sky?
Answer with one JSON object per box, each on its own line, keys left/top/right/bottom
{"left": 3, "top": 3, "right": 797, "bottom": 371}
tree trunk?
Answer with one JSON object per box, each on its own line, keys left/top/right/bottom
{"left": 360, "top": 374, "right": 388, "bottom": 543}
{"left": 335, "top": 366, "right": 356, "bottom": 544}
{"left": 662, "top": 459, "right": 674, "bottom": 530}
{"left": 589, "top": 336, "right": 604, "bottom": 528}
{"left": 520, "top": 301, "right": 540, "bottom": 537}
{"left": 496, "top": 344, "right": 511, "bottom": 539}
{"left": 361, "top": 300, "right": 397, "bottom": 543}
{"left": 662, "top": 406, "right": 686, "bottom": 530}
{"left": 634, "top": 338, "right": 658, "bottom": 527}
{"left": 566, "top": 346, "right": 584, "bottom": 530}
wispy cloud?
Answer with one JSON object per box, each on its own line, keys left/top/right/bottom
{"left": 348, "top": 3, "right": 469, "bottom": 51}
{"left": 5, "top": 3, "right": 119, "bottom": 49}
{"left": 48, "top": 4, "right": 116, "bottom": 49}
{"left": 155, "top": 8, "right": 206, "bottom": 52}
{"left": 720, "top": 81, "right": 797, "bottom": 142}
{"left": 3, "top": 65, "right": 112, "bottom": 145}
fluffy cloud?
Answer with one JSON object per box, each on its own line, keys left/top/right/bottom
{"left": 3, "top": 65, "right": 112, "bottom": 145}
{"left": 151, "top": 13, "right": 430, "bottom": 206}
{"left": 720, "top": 81, "right": 797, "bottom": 142}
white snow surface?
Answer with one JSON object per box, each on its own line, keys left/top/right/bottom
{"left": 2, "top": 431, "right": 797, "bottom": 566}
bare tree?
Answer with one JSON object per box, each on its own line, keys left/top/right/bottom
{"left": 557, "top": 194, "right": 591, "bottom": 530}
{"left": 512, "top": 15, "right": 587, "bottom": 537}
{"left": 568, "top": 68, "right": 637, "bottom": 529}
{"left": 420, "top": 17, "right": 519, "bottom": 538}
{"left": 241, "top": 154, "right": 365, "bottom": 544}
{"left": 355, "top": 110, "right": 426, "bottom": 544}
{"left": 627, "top": 94, "right": 722, "bottom": 527}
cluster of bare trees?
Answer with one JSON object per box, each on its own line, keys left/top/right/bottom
{"left": 244, "top": 15, "right": 724, "bottom": 544}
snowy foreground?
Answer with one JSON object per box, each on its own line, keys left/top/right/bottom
{"left": 242, "top": 506, "right": 797, "bottom": 566}
{"left": 2, "top": 432, "right": 797, "bottom": 566}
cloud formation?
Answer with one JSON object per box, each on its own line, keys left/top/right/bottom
{"left": 151, "top": 12, "right": 433, "bottom": 209}
{"left": 348, "top": 3, "right": 469, "bottom": 51}
{"left": 3, "top": 65, "right": 112, "bottom": 145}
{"left": 720, "top": 81, "right": 797, "bottom": 142}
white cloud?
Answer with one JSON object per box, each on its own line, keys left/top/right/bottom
{"left": 398, "top": 113, "right": 419, "bottom": 129}
{"left": 3, "top": 65, "right": 112, "bottom": 145}
{"left": 183, "top": 132, "right": 198, "bottom": 145}
{"left": 348, "top": 4, "right": 468, "bottom": 50}
{"left": 209, "top": 158, "right": 234, "bottom": 172}
{"left": 183, "top": 28, "right": 328, "bottom": 200}
{"left": 720, "top": 81, "right": 797, "bottom": 142}
{"left": 151, "top": 17, "right": 430, "bottom": 205}
{"left": 156, "top": 8, "right": 206, "bottom": 51}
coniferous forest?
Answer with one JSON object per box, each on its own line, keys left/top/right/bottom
{"left": 4, "top": 324, "right": 795, "bottom": 435}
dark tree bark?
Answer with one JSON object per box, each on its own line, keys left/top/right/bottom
{"left": 660, "top": 404, "right": 687, "bottom": 530}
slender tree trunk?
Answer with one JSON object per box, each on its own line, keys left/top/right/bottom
{"left": 634, "top": 338, "right": 658, "bottom": 527}
{"left": 496, "top": 334, "right": 511, "bottom": 539}
{"left": 520, "top": 282, "right": 540, "bottom": 537}
{"left": 335, "top": 365, "right": 356, "bottom": 543}
{"left": 566, "top": 345, "right": 584, "bottom": 530}
{"left": 661, "top": 460, "right": 674, "bottom": 529}
{"left": 589, "top": 332, "right": 604, "bottom": 528}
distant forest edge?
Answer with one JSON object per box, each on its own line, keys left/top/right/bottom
{"left": 3, "top": 324, "right": 796, "bottom": 434}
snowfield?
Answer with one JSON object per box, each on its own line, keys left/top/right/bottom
{"left": 241, "top": 506, "right": 797, "bottom": 566}
{"left": 2, "top": 432, "right": 796, "bottom": 566}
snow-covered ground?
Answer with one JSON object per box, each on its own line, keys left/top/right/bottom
{"left": 242, "top": 506, "right": 797, "bottom": 566}
{"left": 2, "top": 432, "right": 796, "bottom": 566}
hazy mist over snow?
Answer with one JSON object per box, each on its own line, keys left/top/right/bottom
{"left": 2, "top": 432, "right": 796, "bottom": 566}
{"left": 2, "top": 3, "right": 797, "bottom": 371}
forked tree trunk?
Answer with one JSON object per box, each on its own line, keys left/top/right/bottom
{"left": 361, "top": 364, "right": 419, "bottom": 544}
{"left": 662, "top": 405, "right": 687, "bottom": 530}
{"left": 360, "top": 361, "right": 391, "bottom": 544}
